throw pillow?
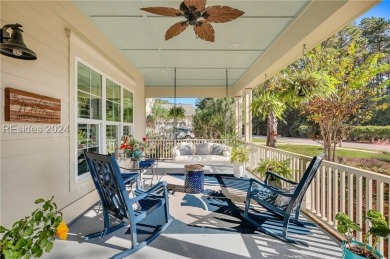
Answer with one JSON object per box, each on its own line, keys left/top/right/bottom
{"left": 222, "top": 148, "right": 231, "bottom": 157}
{"left": 211, "top": 144, "right": 225, "bottom": 155}
{"left": 195, "top": 143, "right": 209, "bottom": 155}
{"left": 274, "top": 186, "right": 296, "bottom": 207}
{"left": 174, "top": 149, "right": 181, "bottom": 157}
{"left": 178, "top": 144, "right": 193, "bottom": 155}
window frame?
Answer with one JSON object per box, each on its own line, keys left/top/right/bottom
{"left": 75, "top": 58, "right": 134, "bottom": 183}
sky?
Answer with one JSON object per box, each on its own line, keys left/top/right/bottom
{"left": 161, "top": 1, "right": 390, "bottom": 107}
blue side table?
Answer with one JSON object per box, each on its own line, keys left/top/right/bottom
{"left": 184, "top": 164, "right": 204, "bottom": 194}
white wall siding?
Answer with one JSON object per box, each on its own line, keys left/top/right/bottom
{"left": 0, "top": 1, "right": 144, "bottom": 226}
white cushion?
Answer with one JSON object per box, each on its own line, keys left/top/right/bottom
{"left": 173, "top": 155, "right": 231, "bottom": 164}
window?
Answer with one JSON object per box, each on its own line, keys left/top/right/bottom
{"left": 106, "top": 125, "right": 118, "bottom": 154}
{"left": 123, "top": 88, "right": 133, "bottom": 123}
{"left": 106, "top": 79, "right": 121, "bottom": 122}
{"left": 76, "top": 61, "right": 134, "bottom": 179}
{"left": 77, "top": 124, "right": 99, "bottom": 177}
{"left": 77, "top": 63, "right": 102, "bottom": 119}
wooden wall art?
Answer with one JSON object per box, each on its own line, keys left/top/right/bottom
{"left": 5, "top": 87, "right": 61, "bottom": 124}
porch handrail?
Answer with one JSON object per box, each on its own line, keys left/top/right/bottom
{"left": 246, "top": 142, "right": 390, "bottom": 257}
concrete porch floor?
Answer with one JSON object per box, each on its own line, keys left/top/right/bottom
{"left": 44, "top": 161, "right": 342, "bottom": 259}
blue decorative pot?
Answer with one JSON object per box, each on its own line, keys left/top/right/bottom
{"left": 341, "top": 240, "right": 383, "bottom": 259}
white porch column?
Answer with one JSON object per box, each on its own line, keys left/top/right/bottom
{"left": 235, "top": 96, "right": 243, "bottom": 139}
{"left": 244, "top": 89, "right": 252, "bottom": 143}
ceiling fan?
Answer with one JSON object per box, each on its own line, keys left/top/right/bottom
{"left": 140, "top": 0, "right": 244, "bottom": 42}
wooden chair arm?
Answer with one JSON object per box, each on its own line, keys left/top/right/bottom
{"left": 264, "top": 171, "right": 297, "bottom": 185}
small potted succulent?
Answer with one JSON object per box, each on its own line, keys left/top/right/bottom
{"left": 336, "top": 210, "right": 390, "bottom": 259}
{"left": 230, "top": 145, "right": 250, "bottom": 178}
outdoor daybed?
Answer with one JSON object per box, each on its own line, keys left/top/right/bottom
{"left": 173, "top": 142, "right": 232, "bottom": 165}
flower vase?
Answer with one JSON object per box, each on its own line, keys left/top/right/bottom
{"left": 131, "top": 159, "right": 139, "bottom": 169}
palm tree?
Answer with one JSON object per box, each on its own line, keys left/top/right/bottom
{"left": 251, "top": 86, "right": 286, "bottom": 148}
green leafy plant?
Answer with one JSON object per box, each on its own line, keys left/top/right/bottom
{"left": 168, "top": 106, "right": 185, "bottom": 120}
{"left": 230, "top": 145, "right": 250, "bottom": 163}
{"left": 0, "top": 197, "right": 68, "bottom": 259}
{"left": 253, "top": 159, "right": 293, "bottom": 181}
{"left": 336, "top": 210, "right": 390, "bottom": 258}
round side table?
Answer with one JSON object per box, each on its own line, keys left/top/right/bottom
{"left": 184, "top": 164, "right": 204, "bottom": 194}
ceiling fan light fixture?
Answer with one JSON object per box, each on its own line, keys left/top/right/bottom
{"left": 141, "top": 0, "right": 244, "bottom": 42}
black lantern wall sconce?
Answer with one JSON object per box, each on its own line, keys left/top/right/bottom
{"left": 0, "top": 23, "right": 37, "bottom": 60}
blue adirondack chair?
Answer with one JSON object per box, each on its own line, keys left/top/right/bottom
{"left": 84, "top": 152, "right": 172, "bottom": 258}
{"left": 241, "top": 153, "right": 324, "bottom": 246}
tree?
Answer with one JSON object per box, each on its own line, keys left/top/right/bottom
{"left": 303, "top": 32, "right": 390, "bottom": 161}
{"left": 147, "top": 103, "right": 169, "bottom": 137}
{"left": 251, "top": 85, "right": 286, "bottom": 148}
{"left": 359, "top": 17, "right": 390, "bottom": 124}
{"left": 193, "top": 98, "right": 234, "bottom": 139}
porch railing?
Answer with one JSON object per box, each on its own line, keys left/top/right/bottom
{"left": 145, "top": 138, "right": 389, "bottom": 257}
{"left": 145, "top": 138, "right": 226, "bottom": 159}
{"left": 246, "top": 142, "right": 390, "bottom": 257}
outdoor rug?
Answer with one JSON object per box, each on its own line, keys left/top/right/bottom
{"left": 45, "top": 174, "right": 342, "bottom": 259}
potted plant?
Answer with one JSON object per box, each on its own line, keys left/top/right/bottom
{"left": 119, "top": 135, "right": 148, "bottom": 168}
{"left": 230, "top": 145, "right": 250, "bottom": 178}
{"left": 252, "top": 158, "right": 293, "bottom": 188}
{"left": 335, "top": 210, "right": 390, "bottom": 259}
{"left": 0, "top": 197, "right": 68, "bottom": 259}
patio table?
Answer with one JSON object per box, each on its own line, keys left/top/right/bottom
{"left": 118, "top": 158, "right": 158, "bottom": 188}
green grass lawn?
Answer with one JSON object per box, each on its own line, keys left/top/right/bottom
{"left": 252, "top": 138, "right": 266, "bottom": 143}
{"left": 251, "top": 140, "right": 390, "bottom": 161}
{"left": 279, "top": 144, "right": 390, "bottom": 161}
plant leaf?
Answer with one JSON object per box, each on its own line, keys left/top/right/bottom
{"left": 35, "top": 211, "right": 43, "bottom": 221}
{"left": 45, "top": 242, "right": 54, "bottom": 253}
{"left": 34, "top": 198, "right": 45, "bottom": 204}
{"left": 0, "top": 226, "right": 7, "bottom": 233}
{"left": 370, "top": 225, "right": 390, "bottom": 238}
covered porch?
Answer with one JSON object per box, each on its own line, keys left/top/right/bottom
{"left": 46, "top": 159, "right": 342, "bottom": 259}
{"left": 1, "top": 0, "right": 387, "bottom": 258}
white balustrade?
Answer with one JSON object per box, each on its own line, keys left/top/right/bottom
{"left": 246, "top": 142, "right": 390, "bottom": 257}
{"left": 145, "top": 139, "right": 389, "bottom": 257}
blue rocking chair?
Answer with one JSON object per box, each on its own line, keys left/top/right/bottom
{"left": 241, "top": 153, "right": 324, "bottom": 246}
{"left": 84, "top": 152, "right": 172, "bottom": 258}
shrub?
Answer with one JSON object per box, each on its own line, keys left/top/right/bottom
{"left": 298, "top": 125, "right": 309, "bottom": 138}
{"left": 348, "top": 126, "right": 390, "bottom": 142}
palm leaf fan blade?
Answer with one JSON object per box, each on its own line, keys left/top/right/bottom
{"left": 165, "top": 22, "right": 189, "bottom": 40}
{"left": 140, "top": 7, "right": 183, "bottom": 17}
{"left": 193, "top": 21, "right": 215, "bottom": 42}
{"left": 184, "top": 0, "right": 207, "bottom": 11}
{"left": 203, "top": 6, "right": 244, "bottom": 23}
